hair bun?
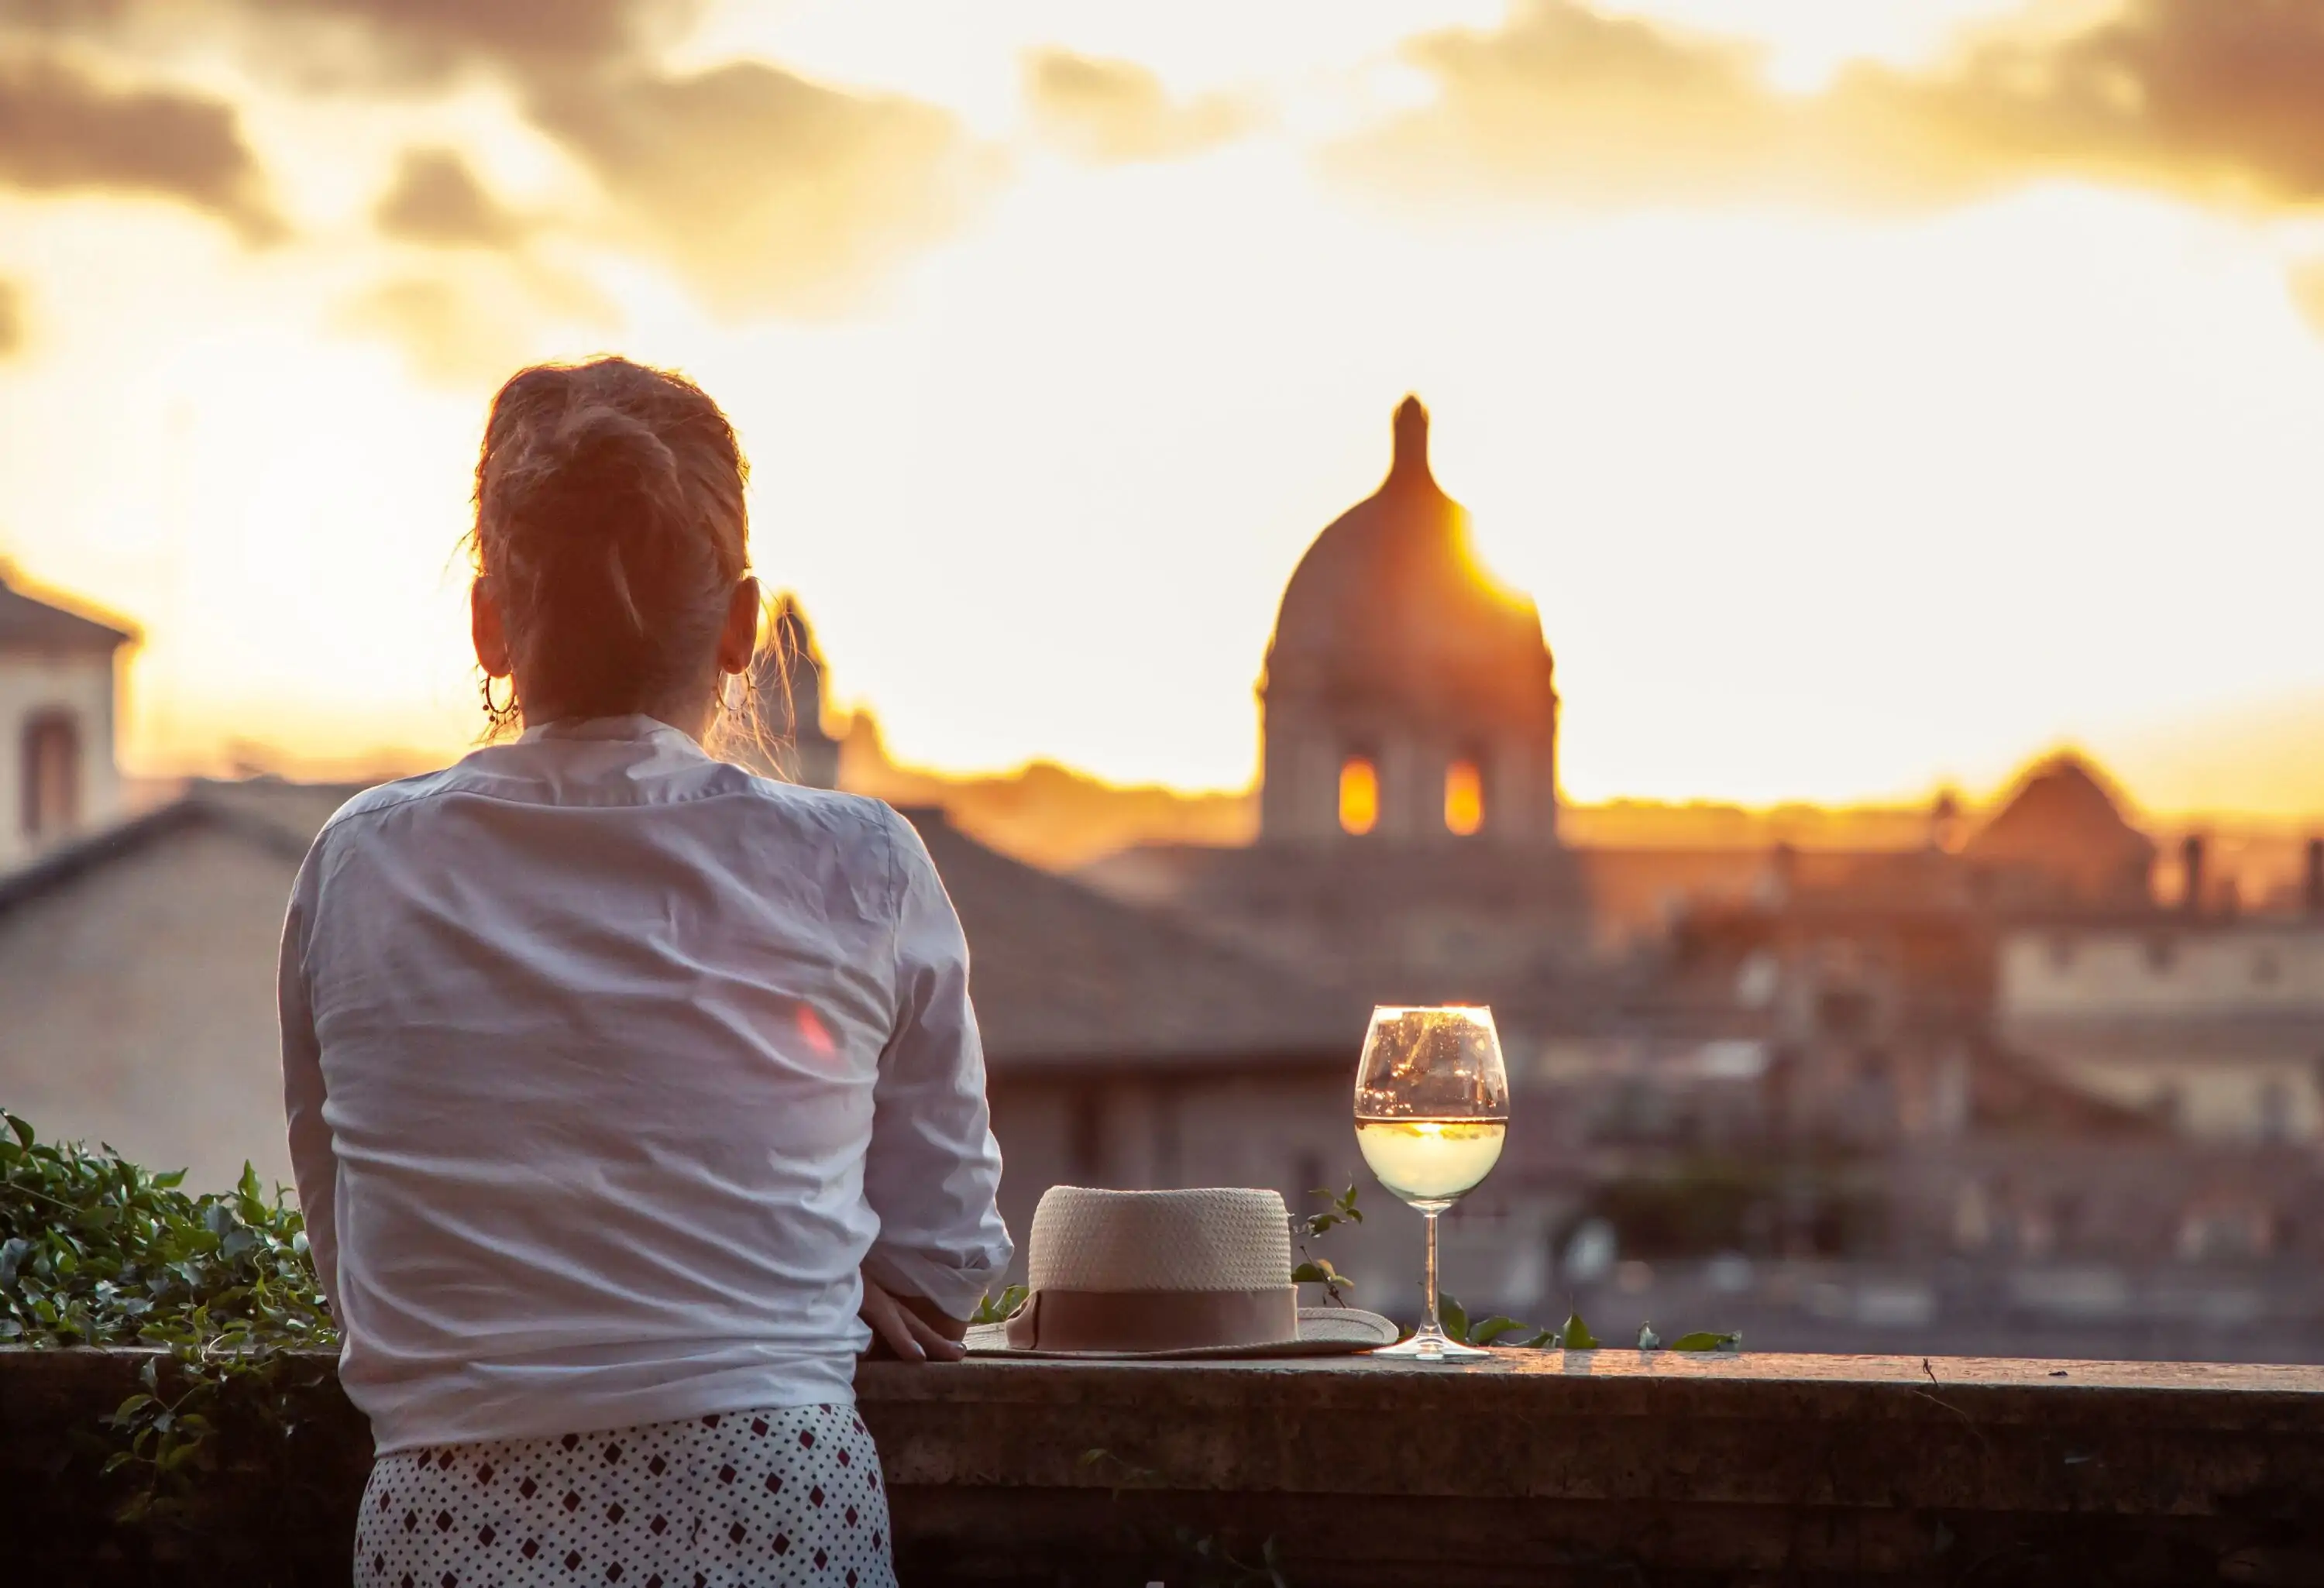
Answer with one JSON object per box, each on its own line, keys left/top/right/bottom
{"left": 471, "top": 358, "right": 750, "bottom": 724}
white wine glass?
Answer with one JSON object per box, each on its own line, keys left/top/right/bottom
{"left": 1354, "top": 1005, "right": 1510, "bottom": 1362}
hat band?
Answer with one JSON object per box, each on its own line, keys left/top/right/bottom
{"left": 1005, "top": 1285, "right": 1300, "bottom": 1353}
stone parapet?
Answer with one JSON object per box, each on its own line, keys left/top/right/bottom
{"left": 5, "top": 1348, "right": 2322, "bottom": 1584}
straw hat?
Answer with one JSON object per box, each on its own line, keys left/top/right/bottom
{"left": 964, "top": 1186, "right": 1398, "bottom": 1359}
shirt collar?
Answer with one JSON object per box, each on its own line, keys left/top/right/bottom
{"left": 517, "top": 715, "right": 711, "bottom": 759}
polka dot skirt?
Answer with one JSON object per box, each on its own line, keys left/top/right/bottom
{"left": 353, "top": 1404, "right": 895, "bottom": 1588}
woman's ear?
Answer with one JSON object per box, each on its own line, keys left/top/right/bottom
{"left": 472, "top": 578, "right": 513, "bottom": 678}
{"left": 717, "top": 576, "right": 761, "bottom": 677}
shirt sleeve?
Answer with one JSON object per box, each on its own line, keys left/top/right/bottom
{"left": 278, "top": 841, "right": 341, "bottom": 1323}
{"left": 859, "top": 808, "right": 1013, "bottom": 1321}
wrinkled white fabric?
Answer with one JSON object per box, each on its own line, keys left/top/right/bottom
{"left": 280, "top": 716, "right": 1011, "bottom": 1456}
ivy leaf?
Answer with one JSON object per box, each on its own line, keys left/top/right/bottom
{"left": 1291, "top": 1260, "right": 1356, "bottom": 1298}
{"left": 1555, "top": 1312, "right": 1602, "bottom": 1350}
{"left": 1438, "top": 1294, "right": 1469, "bottom": 1343}
{"left": 1304, "top": 1184, "right": 1365, "bottom": 1237}
{"left": 1469, "top": 1316, "right": 1528, "bottom": 1347}
{"left": 1670, "top": 1331, "right": 1743, "bottom": 1353}
{"left": 968, "top": 1284, "right": 1027, "bottom": 1326}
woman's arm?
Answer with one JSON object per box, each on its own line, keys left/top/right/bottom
{"left": 859, "top": 809, "right": 1012, "bottom": 1328}
{"left": 278, "top": 847, "right": 341, "bottom": 1325}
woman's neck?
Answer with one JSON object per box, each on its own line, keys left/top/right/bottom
{"left": 517, "top": 692, "right": 717, "bottom": 746}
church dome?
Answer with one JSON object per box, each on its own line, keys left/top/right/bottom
{"left": 1264, "top": 397, "right": 1554, "bottom": 723}
{"left": 1966, "top": 754, "right": 2155, "bottom": 904}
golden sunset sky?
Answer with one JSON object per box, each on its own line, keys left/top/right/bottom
{"left": 6, "top": 0, "right": 2324, "bottom": 813}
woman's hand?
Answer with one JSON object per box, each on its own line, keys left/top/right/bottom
{"left": 858, "top": 1274, "right": 967, "bottom": 1363}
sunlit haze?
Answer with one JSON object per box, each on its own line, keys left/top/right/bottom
{"left": 7, "top": 0, "right": 2324, "bottom": 815}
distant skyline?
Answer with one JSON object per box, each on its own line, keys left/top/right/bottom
{"left": 7, "top": 2, "right": 2324, "bottom": 813}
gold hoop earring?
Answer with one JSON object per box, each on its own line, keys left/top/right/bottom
{"left": 480, "top": 672, "right": 515, "bottom": 723}
{"left": 718, "top": 672, "right": 752, "bottom": 719}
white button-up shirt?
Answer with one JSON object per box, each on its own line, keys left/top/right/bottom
{"left": 279, "top": 717, "right": 1011, "bottom": 1454}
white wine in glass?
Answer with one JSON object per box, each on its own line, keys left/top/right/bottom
{"left": 1354, "top": 1005, "right": 1510, "bottom": 1362}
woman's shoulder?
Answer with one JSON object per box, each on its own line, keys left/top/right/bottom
{"left": 720, "top": 772, "right": 906, "bottom": 844}
{"left": 314, "top": 767, "right": 471, "bottom": 836}
{"left": 744, "top": 778, "right": 939, "bottom": 873}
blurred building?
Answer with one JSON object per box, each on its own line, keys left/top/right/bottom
{"left": 741, "top": 592, "right": 841, "bottom": 789}
{"left": 1997, "top": 900, "right": 2324, "bottom": 1143}
{"left": 1960, "top": 754, "right": 2157, "bottom": 907}
{"left": 0, "top": 778, "right": 353, "bottom": 1191}
{"left": 0, "top": 571, "right": 134, "bottom": 868}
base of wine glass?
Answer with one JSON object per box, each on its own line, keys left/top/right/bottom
{"left": 1372, "top": 1324, "right": 1490, "bottom": 1363}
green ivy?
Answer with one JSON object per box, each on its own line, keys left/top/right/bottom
{"left": 1284, "top": 1186, "right": 1742, "bottom": 1354}
{"left": 969, "top": 1283, "right": 1028, "bottom": 1325}
{"left": 1290, "top": 1182, "right": 1365, "bottom": 1304}
{"left": 0, "top": 1109, "right": 340, "bottom": 1527}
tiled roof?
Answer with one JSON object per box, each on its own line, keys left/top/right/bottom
{"left": 0, "top": 779, "right": 363, "bottom": 915}
{"left": 905, "top": 808, "right": 1366, "bottom": 1065}
{"left": 0, "top": 575, "right": 136, "bottom": 653}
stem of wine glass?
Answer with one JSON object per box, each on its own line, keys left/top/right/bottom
{"left": 1422, "top": 1208, "right": 1442, "bottom": 1339}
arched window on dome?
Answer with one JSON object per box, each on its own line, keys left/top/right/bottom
{"left": 1339, "top": 756, "right": 1379, "bottom": 837}
{"left": 1445, "top": 756, "right": 1485, "bottom": 837}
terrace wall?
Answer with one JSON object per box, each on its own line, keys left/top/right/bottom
{"left": 4, "top": 1348, "right": 2322, "bottom": 1586}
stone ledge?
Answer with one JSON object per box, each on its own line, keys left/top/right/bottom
{"left": 5, "top": 1348, "right": 2322, "bottom": 1585}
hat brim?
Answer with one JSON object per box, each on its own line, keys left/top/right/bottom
{"left": 963, "top": 1304, "right": 1400, "bottom": 1360}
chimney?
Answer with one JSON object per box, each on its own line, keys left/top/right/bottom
{"left": 2305, "top": 837, "right": 2324, "bottom": 917}
{"left": 2181, "top": 834, "right": 2205, "bottom": 916}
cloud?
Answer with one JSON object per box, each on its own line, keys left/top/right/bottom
{"left": 2291, "top": 259, "right": 2324, "bottom": 339}
{"left": 373, "top": 147, "right": 527, "bottom": 248}
{"left": 527, "top": 61, "right": 987, "bottom": 315}
{"left": 1023, "top": 50, "right": 1254, "bottom": 164}
{"left": 0, "top": 277, "right": 22, "bottom": 357}
{"left": 1346, "top": 0, "right": 2324, "bottom": 218}
{"left": 1349, "top": 2, "right": 1817, "bottom": 203}
{"left": 191, "top": 0, "right": 684, "bottom": 93}
{"left": 8, "top": 0, "right": 987, "bottom": 313}
{"left": 333, "top": 275, "right": 538, "bottom": 390}
{"left": 1891, "top": 0, "right": 2324, "bottom": 209}
{"left": 0, "top": 0, "right": 659, "bottom": 83}
{"left": 0, "top": 51, "right": 283, "bottom": 239}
